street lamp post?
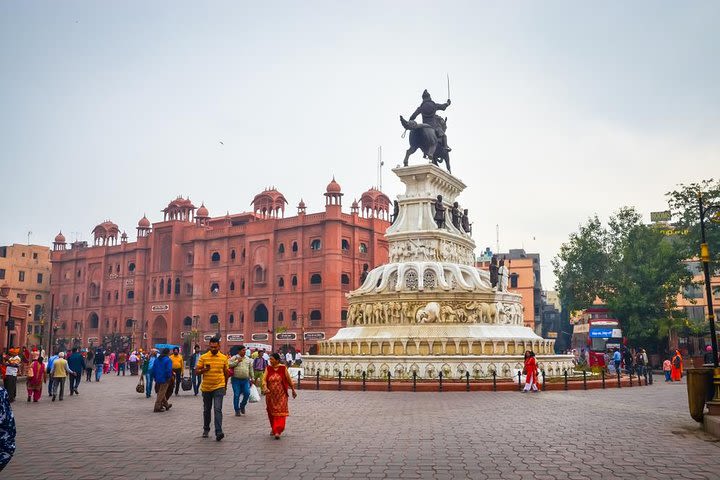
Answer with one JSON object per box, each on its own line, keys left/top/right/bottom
{"left": 1, "top": 284, "right": 13, "bottom": 354}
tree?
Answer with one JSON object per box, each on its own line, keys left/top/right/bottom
{"left": 666, "top": 179, "right": 720, "bottom": 264}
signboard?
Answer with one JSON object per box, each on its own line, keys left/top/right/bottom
{"left": 589, "top": 328, "right": 614, "bottom": 338}
{"left": 276, "top": 332, "right": 297, "bottom": 341}
{"left": 245, "top": 342, "right": 272, "bottom": 351}
{"left": 203, "top": 334, "right": 215, "bottom": 342}
{"left": 611, "top": 328, "right": 622, "bottom": 338}
{"left": 546, "top": 332, "right": 558, "bottom": 338}
{"left": 251, "top": 333, "right": 269, "bottom": 341}
{"left": 87, "top": 337, "right": 99, "bottom": 344}
{"left": 226, "top": 334, "right": 244, "bottom": 343}
{"left": 304, "top": 332, "right": 325, "bottom": 340}
{"left": 151, "top": 305, "right": 169, "bottom": 312}
{"left": 125, "top": 279, "right": 134, "bottom": 287}
{"left": 650, "top": 210, "right": 671, "bottom": 222}
{"left": 573, "top": 324, "right": 589, "bottom": 334}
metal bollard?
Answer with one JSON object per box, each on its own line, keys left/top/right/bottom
{"left": 439, "top": 371, "right": 443, "bottom": 392}
{"left": 629, "top": 371, "right": 633, "bottom": 387}
{"left": 541, "top": 370, "right": 546, "bottom": 391}
{"left": 297, "top": 371, "right": 301, "bottom": 390}
{"left": 583, "top": 370, "right": 587, "bottom": 390}
{"left": 387, "top": 371, "right": 391, "bottom": 392}
{"left": 338, "top": 371, "right": 342, "bottom": 391}
{"left": 644, "top": 368, "right": 649, "bottom": 386}
{"left": 466, "top": 371, "right": 470, "bottom": 392}
{"left": 648, "top": 368, "right": 653, "bottom": 385}
{"left": 601, "top": 369, "right": 605, "bottom": 389}
{"left": 362, "top": 371, "right": 366, "bottom": 392}
{"left": 617, "top": 368, "right": 621, "bottom": 388}
{"left": 412, "top": 370, "right": 417, "bottom": 392}
{"left": 518, "top": 370, "right": 523, "bottom": 391}
{"left": 564, "top": 369, "right": 568, "bottom": 390}
{"left": 316, "top": 370, "right": 320, "bottom": 390}
{"left": 492, "top": 370, "right": 497, "bottom": 392}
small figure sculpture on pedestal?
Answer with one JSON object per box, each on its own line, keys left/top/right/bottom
{"left": 498, "top": 259, "right": 509, "bottom": 292}
{"left": 489, "top": 256, "right": 499, "bottom": 288}
{"left": 391, "top": 200, "right": 399, "bottom": 224}
{"left": 434, "top": 195, "right": 446, "bottom": 228}
{"left": 462, "top": 208, "right": 472, "bottom": 234}
{"left": 451, "top": 202, "right": 462, "bottom": 230}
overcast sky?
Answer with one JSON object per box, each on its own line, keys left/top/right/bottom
{"left": 1, "top": 1, "right": 718, "bottom": 289}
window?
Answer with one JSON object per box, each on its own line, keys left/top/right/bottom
{"left": 186, "top": 283, "right": 193, "bottom": 295}
{"left": 278, "top": 277, "right": 285, "bottom": 288}
{"left": 254, "top": 304, "right": 269, "bottom": 323}
{"left": 89, "top": 313, "right": 99, "bottom": 329}
{"left": 210, "top": 314, "right": 219, "bottom": 324}
{"left": 713, "top": 286, "right": 720, "bottom": 299}
{"left": 341, "top": 309, "right": 348, "bottom": 326}
{"left": 359, "top": 243, "right": 368, "bottom": 254}
{"left": 310, "top": 239, "right": 321, "bottom": 251}
{"left": 33, "top": 252, "right": 38, "bottom": 259}
{"left": 128, "top": 262, "right": 136, "bottom": 272}
{"left": 127, "top": 290, "right": 134, "bottom": 299}
{"left": 125, "top": 319, "right": 134, "bottom": 328}
{"left": 231, "top": 249, "right": 236, "bottom": 260}
{"left": 0, "top": 268, "right": 5, "bottom": 279}
{"left": 310, "top": 274, "right": 322, "bottom": 285}
{"left": 211, "top": 252, "right": 221, "bottom": 262}
{"left": 187, "top": 252, "right": 193, "bottom": 265}
{"left": 183, "top": 317, "right": 193, "bottom": 327}
{"left": 310, "top": 310, "right": 322, "bottom": 321}
{"left": 175, "top": 278, "right": 180, "bottom": 295}
{"left": 278, "top": 312, "right": 284, "bottom": 323}
{"left": 291, "top": 275, "right": 298, "bottom": 287}
{"left": 291, "top": 311, "right": 297, "bottom": 322}
{"left": 77, "top": 269, "right": 81, "bottom": 278}
{"left": 230, "top": 281, "right": 235, "bottom": 291}
{"left": 116, "top": 264, "right": 120, "bottom": 273}
{"left": 510, "top": 273, "right": 519, "bottom": 289}
{"left": 685, "top": 306, "right": 706, "bottom": 321}
{"left": 18, "top": 271, "right": 25, "bottom": 282}
{"left": 37, "top": 273, "right": 43, "bottom": 284}
{"left": 685, "top": 261, "right": 703, "bottom": 276}
{"left": 341, "top": 239, "right": 350, "bottom": 251}
{"left": 115, "top": 290, "right": 119, "bottom": 300}
{"left": 160, "top": 279, "right": 164, "bottom": 294}
{"left": 35, "top": 294, "right": 42, "bottom": 300}
{"left": 108, "top": 265, "right": 113, "bottom": 274}
{"left": 34, "top": 304, "right": 42, "bottom": 321}
{"left": 75, "top": 295, "right": 80, "bottom": 305}
{"left": 0, "top": 247, "right": 5, "bottom": 257}
{"left": 211, "top": 282, "right": 220, "bottom": 294}
{"left": 683, "top": 285, "right": 704, "bottom": 299}
{"left": 255, "top": 266, "right": 265, "bottom": 284}
{"left": 341, "top": 274, "right": 350, "bottom": 285}
{"left": 278, "top": 243, "right": 285, "bottom": 254}
{"left": 229, "top": 314, "right": 234, "bottom": 324}
{"left": 291, "top": 241, "right": 298, "bottom": 253}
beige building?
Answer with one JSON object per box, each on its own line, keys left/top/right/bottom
{"left": 0, "top": 243, "right": 52, "bottom": 349}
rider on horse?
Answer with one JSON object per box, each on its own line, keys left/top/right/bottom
{"left": 409, "top": 90, "right": 451, "bottom": 152}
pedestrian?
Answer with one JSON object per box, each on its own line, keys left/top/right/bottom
{"left": 704, "top": 345, "right": 716, "bottom": 365}
{"left": 94, "top": 348, "right": 105, "bottom": 381}
{"left": 262, "top": 352, "right": 297, "bottom": 439}
{"left": 188, "top": 345, "right": 202, "bottom": 396}
{"left": 294, "top": 351, "right": 302, "bottom": 365}
{"left": 228, "top": 345, "right": 254, "bottom": 416}
{"left": 50, "top": 351, "right": 75, "bottom": 401}
{"left": 634, "top": 349, "right": 646, "bottom": 378}
{"left": 117, "top": 351, "right": 127, "bottom": 376}
{"left": 195, "top": 337, "right": 229, "bottom": 441}
{"left": 142, "top": 349, "right": 158, "bottom": 398}
{"left": 285, "top": 350, "right": 294, "bottom": 367}
{"left": 663, "top": 358, "right": 672, "bottom": 382}
{"left": 612, "top": 347, "right": 621, "bottom": 374}
{"left": 671, "top": 349, "right": 683, "bottom": 381}
{"left": 84, "top": 349, "right": 95, "bottom": 382}
{"left": 169, "top": 347, "right": 184, "bottom": 396}
{"left": 152, "top": 348, "right": 173, "bottom": 412}
{"left": 0, "top": 386, "right": 16, "bottom": 472}
{"left": 128, "top": 351, "right": 140, "bottom": 376}
{"left": 46, "top": 351, "right": 59, "bottom": 396}
{"left": 2, "top": 351, "right": 21, "bottom": 403}
{"left": 522, "top": 350, "right": 539, "bottom": 393}
{"left": 108, "top": 351, "right": 116, "bottom": 373}
{"left": 262, "top": 349, "right": 270, "bottom": 363}
{"left": 624, "top": 348, "right": 634, "bottom": 375}
{"left": 67, "top": 347, "right": 85, "bottom": 396}
{"left": 26, "top": 356, "right": 46, "bottom": 402}
{"left": 253, "top": 351, "right": 268, "bottom": 386}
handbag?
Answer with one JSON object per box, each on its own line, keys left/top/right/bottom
{"left": 181, "top": 376, "right": 193, "bottom": 391}
{"left": 136, "top": 375, "right": 145, "bottom": 394}
{"left": 248, "top": 384, "right": 260, "bottom": 403}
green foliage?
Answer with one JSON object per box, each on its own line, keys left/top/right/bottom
{"left": 666, "top": 179, "right": 720, "bottom": 265}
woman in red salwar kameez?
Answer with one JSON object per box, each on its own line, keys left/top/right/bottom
{"left": 262, "top": 353, "right": 297, "bottom": 439}
{"left": 26, "top": 357, "right": 46, "bottom": 402}
{"left": 522, "top": 351, "right": 539, "bottom": 392}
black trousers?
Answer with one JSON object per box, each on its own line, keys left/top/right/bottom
{"left": 173, "top": 368, "right": 182, "bottom": 395}
{"left": 85, "top": 367, "right": 93, "bottom": 382}
{"left": 3, "top": 376, "right": 17, "bottom": 402}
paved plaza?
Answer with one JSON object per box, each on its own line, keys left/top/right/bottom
{"left": 5, "top": 375, "right": 720, "bottom": 479}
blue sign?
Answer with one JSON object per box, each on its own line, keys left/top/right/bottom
{"left": 589, "top": 329, "right": 613, "bottom": 338}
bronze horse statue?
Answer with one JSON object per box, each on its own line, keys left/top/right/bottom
{"left": 400, "top": 116, "right": 451, "bottom": 173}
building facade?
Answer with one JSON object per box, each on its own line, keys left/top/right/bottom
{"left": 675, "top": 259, "right": 720, "bottom": 354}
{"left": 49, "top": 180, "right": 391, "bottom": 354}
{"left": 0, "top": 244, "right": 52, "bottom": 350}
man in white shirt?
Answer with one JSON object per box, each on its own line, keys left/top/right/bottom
{"left": 262, "top": 351, "right": 270, "bottom": 362}
{"left": 285, "top": 351, "right": 294, "bottom": 367}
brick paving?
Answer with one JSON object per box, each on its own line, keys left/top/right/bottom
{"left": 4, "top": 374, "right": 719, "bottom": 479}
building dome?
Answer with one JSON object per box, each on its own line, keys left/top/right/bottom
{"left": 326, "top": 177, "right": 342, "bottom": 193}
{"left": 54, "top": 231, "right": 66, "bottom": 243}
{"left": 138, "top": 215, "right": 151, "bottom": 228}
{"left": 298, "top": 199, "right": 306, "bottom": 209}
{"left": 196, "top": 203, "right": 209, "bottom": 218}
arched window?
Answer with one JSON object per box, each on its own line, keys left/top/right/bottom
{"left": 310, "top": 273, "right": 322, "bottom": 285}
{"left": 310, "top": 310, "right": 322, "bottom": 321}
{"left": 89, "top": 312, "right": 99, "bottom": 329}
{"left": 341, "top": 310, "right": 348, "bottom": 324}
{"left": 241, "top": 248, "right": 246, "bottom": 260}
{"left": 230, "top": 281, "right": 235, "bottom": 291}
{"left": 278, "top": 243, "right": 285, "bottom": 254}
{"left": 310, "top": 239, "right": 321, "bottom": 251}
{"left": 159, "top": 279, "right": 164, "bottom": 294}
{"left": 291, "top": 311, "right": 297, "bottom": 322}
{"left": 167, "top": 278, "right": 171, "bottom": 295}
{"left": 185, "top": 283, "right": 193, "bottom": 295}
{"left": 116, "top": 264, "right": 120, "bottom": 273}
{"left": 291, "top": 241, "right": 298, "bottom": 252}
{"left": 127, "top": 290, "right": 134, "bottom": 299}
{"left": 187, "top": 252, "right": 193, "bottom": 265}
{"left": 341, "top": 239, "right": 350, "bottom": 251}
{"left": 229, "top": 314, "right": 234, "bottom": 324}
{"left": 210, "top": 314, "right": 219, "bottom": 324}
{"left": 341, "top": 274, "right": 350, "bottom": 285}
{"left": 291, "top": 275, "right": 298, "bottom": 287}
{"left": 230, "top": 249, "right": 236, "bottom": 260}
{"left": 128, "top": 262, "right": 136, "bottom": 272}
{"left": 278, "top": 277, "right": 285, "bottom": 288}
{"left": 359, "top": 243, "right": 368, "bottom": 254}
{"left": 254, "top": 266, "right": 265, "bottom": 284}
{"left": 174, "top": 278, "right": 180, "bottom": 295}
{"left": 211, "top": 252, "right": 221, "bottom": 262}
{"left": 241, "top": 279, "right": 246, "bottom": 290}
{"left": 183, "top": 316, "right": 193, "bottom": 327}
{"left": 278, "top": 312, "right": 284, "bottom": 323}
{"left": 126, "top": 318, "right": 134, "bottom": 328}
{"left": 254, "top": 304, "right": 269, "bottom": 323}
{"left": 210, "top": 282, "right": 220, "bottom": 294}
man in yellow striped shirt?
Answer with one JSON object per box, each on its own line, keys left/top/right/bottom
{"left": 195, "top": 337, "right": 229, "bottom": 441}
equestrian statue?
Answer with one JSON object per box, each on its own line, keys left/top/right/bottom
{"left": 400, "top": 89, "right": 452, "bottom": 173}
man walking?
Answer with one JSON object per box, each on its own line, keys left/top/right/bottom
{"left": 195, "top": 337, "right": 229, "bottom": 441}
{"left": 84, "top": 349, "right": 94, "bottom": 382}
{"left": 67, "top": 348, "right": 85, "bottom": 396}
{"left": 142, "top": 349, "right": 158, "bottom": 399}
{"left": 170, "top": 347, "right": 184, "bottom": 396}
{"left": 46, "top": 351, "right": 59, "bottom": 396}
{"left": 612, "top": 348, "right": 621, "bottom": 374}
{"left": 152, "top": 348, "right": 173, "bottom": 412}
{"left": 228, "top": 345, "right": 254, "bottom": 416}
{"left": 94, "top": 348, "right": 105, "bottom": 382}
{"left": 117, "top": 350, "right": 127, "bottom": 376}
{"left": 188, "top": 345, "right": 202, "bottom": 396}
{"left": 50, "top": 352, "right": 74, "bottom": 402}
{"left": 253, "top": 351, "right": 268, "bottom": 386}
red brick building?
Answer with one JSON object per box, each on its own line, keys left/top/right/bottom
{"left": 49, "top": 180, "right": 390, "bottom": 354}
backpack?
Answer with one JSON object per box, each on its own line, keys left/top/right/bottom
{"left": 673, "top": 356, "right": 681, "bottom": 368}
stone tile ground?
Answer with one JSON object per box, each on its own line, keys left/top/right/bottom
{"left": 4, "top": 375, "right": 719, "bottom": 479}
